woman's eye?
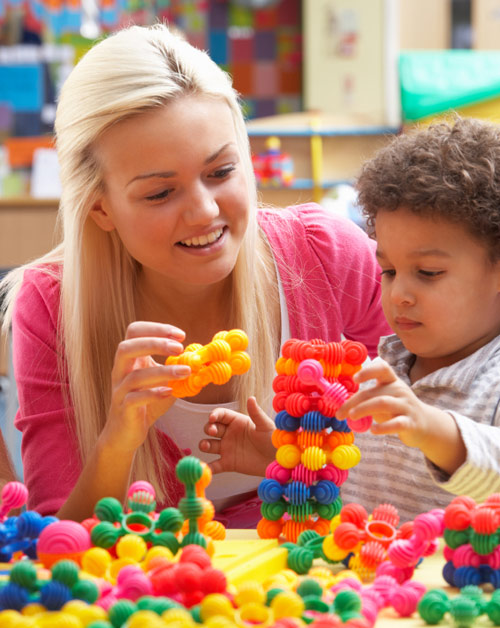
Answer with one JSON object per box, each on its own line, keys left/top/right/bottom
{"left": 211, "top": 166, "right": 236, "bottom": 179}
{"left": 145, "top": 188, "right": 172, "bottom": 201}
{"left": 380, "top": 269, "right": 395, "bottom": 277}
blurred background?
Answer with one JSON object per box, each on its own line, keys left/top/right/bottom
{"left": 2, "top": 0, "right": 500, "bottom": 477}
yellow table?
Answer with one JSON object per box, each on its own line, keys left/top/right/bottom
{"left": 216, "top": 532, "right": 455, "bottom": 628}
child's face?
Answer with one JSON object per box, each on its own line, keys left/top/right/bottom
{"left": 90, "top": 95, "right": 250, "bottom": 294}
{"left": 375, "top": 206, "right": 500, "bottom": 370}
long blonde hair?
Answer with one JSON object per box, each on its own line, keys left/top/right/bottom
{"left": 0, "top": 24, "right": 279, "bottom": 505}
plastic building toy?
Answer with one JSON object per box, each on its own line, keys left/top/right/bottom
{"left": 442, "top": 493, "right": 500, "bottom": 588}
{"left": 0, "top": 558, "right": 99, "bottom": 611}
{"left": 179, "top": 459, "right": 226, "bottom": 542}
{"left": 166, "top": 329, "right": 251, "bottom": 398}
{"left": 0, "top": 482, "right": 28, "bottom": 522}
{"left": 252, "top": 136, "right": 294, "bottom": 188}
{"left": 258, "top": 338, "right": 369, "bottom": 543}
{"left": 37, "top": 520, "right": 92, "bottom": 567}
{"left": 419, "top": 585, "right": 500, "bottom": 627}
{"left": 321, "top": 502, "right": 443, "bottom": 582}
{"left": 89, "top": 457, "right": 224, "bottom": 558}
{"left": 0, "top": 509, "right": 58, "bottom": 563}
{"left": 176, "top": 456, "right": 225, "bottom": 551}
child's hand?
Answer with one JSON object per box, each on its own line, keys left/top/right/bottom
{"left": 337, "top": 359, "right": 436, "bottom": 450}
{"left": 199, "top": 397, "right": 275, "bottom": 476}
{"left": 100, "top": 321, "right": 190, "bottom": 454}
{"left": 336, "top": 358, "right": 466, "bottom": 474}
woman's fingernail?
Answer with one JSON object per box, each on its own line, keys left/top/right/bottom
{"left": 171, "top": 365, "right": 190, "bottom": 377}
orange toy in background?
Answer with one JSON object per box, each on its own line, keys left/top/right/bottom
{"left": 166, "top": 329, "right": 251, "bottom": 398}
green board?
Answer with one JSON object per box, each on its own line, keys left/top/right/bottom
{"left": 399, "top": 51, "right": 500, "bottom": 121}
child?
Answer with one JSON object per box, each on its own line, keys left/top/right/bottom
{"left": 207, "top": 117, "right": 500, "bottom": 522}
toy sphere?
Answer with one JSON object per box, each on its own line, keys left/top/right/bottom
{"left": 37, "top": 520, "right": 92, "bottom": 568}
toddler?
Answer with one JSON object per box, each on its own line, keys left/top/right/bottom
{"left": 336, "top": 117, "right": 500, "bottom": 520}
{"left": 205, "top": 117, "right": 500, "bottom": 522}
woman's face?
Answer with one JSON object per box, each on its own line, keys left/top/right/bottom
{"left": 91, "top": 95, "right": 251, "bottom": 294}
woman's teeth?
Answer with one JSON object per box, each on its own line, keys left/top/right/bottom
{"left": 180, "top": 228, "right": 223, "bottom": 247}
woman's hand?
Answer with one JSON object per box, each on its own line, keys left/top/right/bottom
{"left": 199, "top": 397, "right": 275, "bottom": 476}
{"left": 100, "top": 321, "right": 190, "bottom": 453}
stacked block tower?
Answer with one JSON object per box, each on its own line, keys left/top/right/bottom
{"left": 257, "top": 338, "right": 371, "bottom": 543}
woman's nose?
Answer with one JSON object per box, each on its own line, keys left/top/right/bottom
{"left": 184, "top": 183, "right": 219, "bottom": 224}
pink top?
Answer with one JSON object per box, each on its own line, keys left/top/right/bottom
{"left": 12, "top": 203, "right": 390, "bottom": 521}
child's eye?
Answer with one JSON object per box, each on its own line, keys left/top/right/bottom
{"left": 380, "top": 269, "right": 395, "bottom": 277}
{"left": 145, "top": 188, "right": 172, "bottom": 201}
{"left": 419, "top": 270, "right": 444, "bottom": 278}
{"left": 210, "top": 166, "right": 236, "bottom": 179}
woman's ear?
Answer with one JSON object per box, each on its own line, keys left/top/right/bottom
{"left": 89, "top": 199, "right": 116, "bottom": 232}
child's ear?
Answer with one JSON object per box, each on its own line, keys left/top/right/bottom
{"left": 89, "top": 199, "right": 116, "bottom": 232}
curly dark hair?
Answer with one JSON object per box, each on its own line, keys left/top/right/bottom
{"left": 356, "top": 116, "right": 500, "bottom": 261}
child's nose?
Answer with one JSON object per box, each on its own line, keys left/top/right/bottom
{"left": 391, "top": 277, "right": 415, "bottom": 305}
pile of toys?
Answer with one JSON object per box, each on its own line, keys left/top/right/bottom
{"left": 4, "top": 332, "right": 500, "bottom": 627}
{"left": 442, "top": 494, "right": 500, "bottom": 588}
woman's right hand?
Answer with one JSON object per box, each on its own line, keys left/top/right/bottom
{"left": 100, "top": 321, "right": 190, "bottom": 454}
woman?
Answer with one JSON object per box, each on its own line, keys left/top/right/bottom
{"left": 0, "top": 25, "right": 390, "bottom": 525}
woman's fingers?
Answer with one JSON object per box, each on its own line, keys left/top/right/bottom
{"left": 112, "top": 337, "right": 185, "bottom": 381}
{"left": 125, "top": 321, "right": 185, "bottom": 341}
{"left": 112, "top": 363, "right": 190, "bottom": 405}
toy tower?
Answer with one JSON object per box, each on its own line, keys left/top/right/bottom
{"left": 257, "top": 338, "right": 371, "bottom": 543}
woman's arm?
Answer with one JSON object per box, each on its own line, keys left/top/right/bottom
{"left": 0, "top": 429, "right": 17, "bottom": 488}
{"left": 13, "top": 272, "right": 188, "bottom": 519}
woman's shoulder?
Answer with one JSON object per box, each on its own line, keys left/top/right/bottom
{"left": 257, "top": 202, "right": 374, "bottom": 256}
{"left": 15, "top": 264, "right": 62, "bottom": 318}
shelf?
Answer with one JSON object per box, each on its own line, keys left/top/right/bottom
{"left": 259, "top": 178, "right": 352, "bottom": 191}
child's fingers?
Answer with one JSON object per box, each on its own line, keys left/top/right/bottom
{"left": 208, "top": 408, "right": 239, "bottom": 424}
{"left": 353, "top": 358, "right": 398, "bottom": 385}
{"left": 342, "top": 396, "right": 408, "bottom": 422}
{"left": 247, "top": 396, "right": 275, "bottom": 430}
{"left": 199, "top": 438, "right": 221, "bottom": 455}
{"left": 207, "top": 458, "right": 224, "bottom": 475}
{"left": 203, "top": 422, "right": 226, "bottom": 438}
{"left": 370, "top": 415, "right": 413, "bottom": 435}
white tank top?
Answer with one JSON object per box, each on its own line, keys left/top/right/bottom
{"left": 155, "top": 273, "right": 290, "bottom": 511}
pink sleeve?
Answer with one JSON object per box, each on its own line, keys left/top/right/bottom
{"left": 258, "top": 204, "right": 392, "bottom": 358}
{"left": 12, "top": 268, "right": 80, "bottom": 515}
{"left": 299, "top": 204, "right": 392, "bottom": 357}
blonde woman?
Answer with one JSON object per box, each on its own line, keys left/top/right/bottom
{"left": 0, "top": 25, "right": 390, "bottom": 525}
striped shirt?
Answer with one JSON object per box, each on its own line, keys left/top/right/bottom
{"left": 341, "top": 334, "right": 500, "bottom": 523}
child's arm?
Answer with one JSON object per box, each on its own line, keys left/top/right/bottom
{"left": 199, "top": 397, "right": 275, "bottom": 476}
{"left": 336, "top": 359, "right": 467, "bottom": 475}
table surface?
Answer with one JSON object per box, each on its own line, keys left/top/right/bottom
{"left": 226, "top": 531, "right": 456, "bottom": 628}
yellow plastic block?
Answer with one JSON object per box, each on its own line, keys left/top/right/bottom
{"left": 212, "top": 539, "right": 288, "bottom": 587}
